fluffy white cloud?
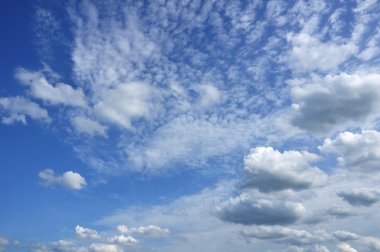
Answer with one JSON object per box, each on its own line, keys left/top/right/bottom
{"left": 240, "top": 147, "right": 326, "bottom": 192}
{"left": 337, "top": 243, "right": 358, "bottom": 252}
{"left": 71, "top": 116, "right": 107, "bottom": 137}
{"left": 108, "top": 235, "right": 137, "bottom": 245}
{"left": 337, "top": 188, "right": 380, "bottom": 207}
{"left": 287, "top": 33, "right": 356, "bottom": 73}
{"left": 0, "top": 96, "right": 50, "bottom": 124}
{"left": 320, "top": 130, "right": 380, "bottom": 171}
{"left": 131, "top": 225, "right": 169, "bottom": 238}
{"left": 217, "top": 194, "right": 306, "bottom": 225}
{"left": 94, "top": 82, "right": 161, "bottom": 129}
{"left": 39, "top": 168, "right": 86, "bottom": 190}
{"left": 15, "top": 68, "right": 87, "bottom": 107}
{"left": 75, "top": 225, "right": 100, "bottom": 239}
{"left": 290, "top": 73, "right": 380, "bottom": 134}
{"left": 89, "top": 243, "right": 123, "bottom": 252}
{"left": 333, "top": 231, "right": 360, "bottom": 241}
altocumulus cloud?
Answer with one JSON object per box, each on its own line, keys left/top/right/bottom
{"left": 39, "top": 168, "right": 87, "bottom": 190}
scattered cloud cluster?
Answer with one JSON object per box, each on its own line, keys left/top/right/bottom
{"left": 2, "top": 0, "right": 380, "bottom": 251}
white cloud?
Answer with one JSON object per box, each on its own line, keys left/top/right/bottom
{"left": 89, "top": 243, "right": 123, "bottom": 252}
{"left": 71, "top": 116, "right": 107, "bottom": 137}
{"left": 333, "top": 231, "right": 360, "bottom": 241}
{"left": 195, "top": 84, "right": 221, "bottom": 108}
{"left": 15, "top": 68, "right": 87, "bottom": 107}
{"left": 108, "top": 235, "right": 137, "bottom": 245}
{"left": 0, "top": 96, "right": 50, "bottom": 124}
{"left": 0, "top": 237, "right": 9, "bottom": 252}
{"left": 337, "top": 243, "right": 358, "bottom": 252}
{"left": 217, "top": 194, "right": 306, "bottom": 225}
{"left": 319, "top": 130, "right": 380, "bottom": 171}
{"left": 290, "top": 73, "right": 380, "bottom": 134}
{"left": 31, "top": 240, "right": 88, "bottom": 252}
{"left": 39, "top": 168, "right": 86, "bottom": 190}
{"left": 240, "top": 147, "right": 326, "bottom": 192}
{"left": 126, "top": 225, "right": 170, "bottom": 238}
{"left": 94, "top": 82, "right": 161, "bottom": 129}
{"left": 241, "top": 226, "right": 326, "bottom": 246}
{"left": 75, "top": 225, "right": 100, "bottom": 239}
{"left": 287, "top": 33, "right": 356, "bottom": 73}
{"left": 117, "top": 225, "right": 128, "bottom": 234}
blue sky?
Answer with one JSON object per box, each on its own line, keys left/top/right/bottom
{"left": 1, "top": 0, "right": 380, "bottom": 251}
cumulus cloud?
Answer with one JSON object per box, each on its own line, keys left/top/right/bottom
{"left": 39, "top": 168, "right": 86, "bottom": 190}
{"left": 94, "top": 82, "right": 161, "bottom": 129}
{"left": 337, "top": 243, "right": 358, "bottom": 252}
{"left": 15, "top": 68, "right": 87, "bottom": 107}
{"left": 217, "top": 194, "right": 306, "bottom": 225}
{"left": 333, "top": 231, "right": 360, "bottom": 241}
{"left": 240, "top": 147, "right": 326, "bottom": 192}
{"left": 108, "top": 235, "right": 137, "bottom": 245}
{"left": 0, "top": 96, "right": 50, "bottom": 124}
{"left": 287, "top": 33, "right": 356, "bottom": 73}
{"left": 89, "top": 243, "right": 123, "bottom": 252}
{"left": 337, "top": 188, "right": 380, "bottom": 207}
{"left": 71, "top": 116, "right": 107, "bottom": 137}
{"left": 320, "top": 130, "right": 380, "bottom": 171}
{"left": 75, "top": 225, "right": 100, "bottom": 239}
{"left": 290, "top": 73, "right": 380, "bottom": 134}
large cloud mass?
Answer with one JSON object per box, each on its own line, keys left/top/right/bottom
{"left": 291, "top": 74, "right": 380, "bottom": 134}
{"left": 240, "top": 147, "right": 326, "bottom": 192}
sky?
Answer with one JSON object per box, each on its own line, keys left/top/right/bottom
{"left": 1, "top": 0, "right": 380, "bottom": 251}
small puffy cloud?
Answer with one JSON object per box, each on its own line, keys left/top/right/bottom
{"left": 217, "top": 194, "right": 306, "bottom": 225}
{"left": 89, "top": 243, "right": 123, "bottom": 252}
{"left": 15, "top": 68, "right": 87, "bottom": 107}
{"left": 71, "top": 116, "right": 107, "bottom": 137}
{"left": 337, "top": 243, "right": 358, "bottom": 252}
{"left": 333, "top": 231, "right": 360, "bottom": 241}
{"left": 108, "top": 235, "right": 137, "bottom": 245}
{"left": 290, "top": 73, "right": 380, "bottom": 134}
{"left": 117, "top": 225, "right": 128, "bottom": 234}
{"left": 240, "top": 147, "right": 326, "bottom": 192}
{"left": 337, "top": 188, "right": 380, "bottom": 207}
{"left": 287, "top": 33, "right": 356, "bottom": 73}
{"left": 94, "top": 82, "right": 161, "bottom": 129}
{"left": 39, "top": 168, "right": 86, "bottom": 190}
{"left": 320, "top": 130, "right": 380, "bottom": 171}
{"left": 75, "top": 225, "right": 100, "bottom": 239}
{"left": 0, "top": 96, "right": 50, "bottom": 124}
